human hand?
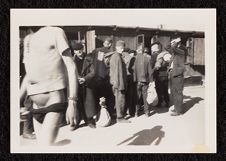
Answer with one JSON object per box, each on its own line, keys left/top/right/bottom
{"left": 66, "top": 100, "right": 79, "bottom": 129}
{"left": 78, "top": 78, "right": 85, "bottom": 84}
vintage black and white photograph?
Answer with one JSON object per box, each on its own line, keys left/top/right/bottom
{"left": 11, "top": 9, "right": 216, "bottom": 153}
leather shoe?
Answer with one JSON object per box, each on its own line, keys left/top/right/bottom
{"left": 171, "top": 109, "right": 176, "bottom": 113}
{"left": 88, "top": 123, "right": 96, "bottom": 129}
{"left": 117, "top": 118, "right": 131, "bottom": 123}
{"left": 170, "top": 112, "right": 181, "bottom": 116}
{"left": 22, "top": 133, "right": 36, "bottom": 140}
{"left": 145, "top": 113, "right": 150, "bottom": 117}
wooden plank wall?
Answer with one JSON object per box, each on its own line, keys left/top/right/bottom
{"left": 194, "top": 38, "right": 205, "bottom": 65}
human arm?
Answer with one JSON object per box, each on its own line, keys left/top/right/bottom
{"left": 55, "top": 28, "right": 79, "bottom": 126}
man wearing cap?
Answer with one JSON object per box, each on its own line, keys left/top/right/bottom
{"left": 92, "top": 38, "right": 115, "bottom": 116}
{"left": 121, "top": 48, "right": 136, "bottom": 117}
{"left": 166, "top": 35, "right": 187, "bottom": 116}
{"left": 110, "top": 40, "right": 131, "bottom": 123}
{"left": 72, "top": 42, "right": 97, "bottom": 128}
{"left": 133, "top": 44, "right": 154, "bottom": 117}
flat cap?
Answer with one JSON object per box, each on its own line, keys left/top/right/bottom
{"left": 116, "top": 40, "right": 125, "bottom": 47}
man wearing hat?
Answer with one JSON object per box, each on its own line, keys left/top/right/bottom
{"left": 110, "top": 40, "right": 131, "bottom": 123}
{"left": 92, "top": 38, "right": 115, "bottom": 117}
{"left": 166, "top": 35, "right": 187, "bottom": 116}
{"left": 72, "top": 42, "right": 97, "bottom": 128}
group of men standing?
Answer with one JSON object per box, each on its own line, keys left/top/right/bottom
{"left": 20, "top": 26, "right": 186, "bottom": 145}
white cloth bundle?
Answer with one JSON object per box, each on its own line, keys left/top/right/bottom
{"left": 96, "top": 97, "right": 111, "bottom": 127}
{"left": 147, "top": 82, "right": 158, "bottom": 106}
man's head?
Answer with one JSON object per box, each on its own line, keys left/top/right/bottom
{"left": 129, "top": 49, "right": 137, "bottom": 57}
{"left": 151, "top": 42, "right": 161, "bottom": 53}
{"left": 171, "top": 34, "right": 182, "bottom": 48}
{"left": 72, "top": 42, "right": 84, "bottom": 59}
{"left": 103, "top": 38, "right": 112, "bottom": 49}
{"left": 115, "top": 40, "right": 125, "bottom": 54}
{"left": 136, "top": 44, "right": 144, "bottom": 54}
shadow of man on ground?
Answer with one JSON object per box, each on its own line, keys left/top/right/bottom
{"left": 117, "top": 126, "right": 165, "bottom": 146}
{"left": 182, "top": 95, "right": 204, "bottom": 114}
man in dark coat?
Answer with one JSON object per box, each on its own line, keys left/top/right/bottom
{"left": 121, "top": 48, "right": 136, "bottom": 117}
{"left": 133, "top": 44, "right": 154, "bottom": 117}
{"left": 152, "top": 41, "right": 170, "bottom": 108}
{"left": 110, "top": 40, "right": 131, "bottom": 123}
{"left": 166, "top": 35, "right": 187, "bottom": 116}
{"left": 91, "top": 38, "right": 115, "bottom": 117}
{"left": 72, "top": 42, "right": 97, "bottom": 128}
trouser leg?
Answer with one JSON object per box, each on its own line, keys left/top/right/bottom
{"left": 125, "top": 76, "right": 134, "bottom": 116}
{"left": 23, "top": 115, "right": 34, "bottom": 134}
{"left": 161, "top": 77, "right": 170, "bottom": 106}
{"left": 142, "top": 84, "right": 149, "bottom": 114}
{"left": 103, "top": 81, "right": 115, "bottom": 116}
{"left": 171, "top": 77, "right": 184, "bottom": 113}
{"left": 114, "top": 89, "right": 126, "bottom": 119}
{"left": 155, "top": 79, "right": 162, "bottom": 105}
{"left": 135, "top": 84, "right": 142, "bottom": 115}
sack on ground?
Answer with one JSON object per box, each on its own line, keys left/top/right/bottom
{"left": 96, "top": 97, "right": 111, "bottom": 127}
{"left": 147, "top": 82, "right": 158, "bottom": 105}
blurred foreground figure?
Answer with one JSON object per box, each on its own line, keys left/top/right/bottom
{"left": 20, "top": 26, "right": 79, "bottom": 146}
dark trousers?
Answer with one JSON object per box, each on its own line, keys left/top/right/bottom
{"left": 170, "top": 76, "right": 184, "bottom": 113}
{"left": 22, "top": 96, "right": 34, "bottom": 135}
{"left": 125, "top": 75, "right": 136, "bottom": 116}
{"left": 94, "top": 77, "right": 115, "bottom": 116}
{"left": 136, "top": 82, "right": 149, "bottom": 114}
{"left": 77, "top": 85, "right": 87, "bottom": 124}
{"left": 77, "top": 85, "right": 97, "bottom": 124}
{"left": 23, "top": 113, "right": 34, "bottom": 134}
{"left": 113, "top": 89, "right": 126, "bottom": 119}
{"left": 155, "top": 76, "right": 170, "bottom": 106}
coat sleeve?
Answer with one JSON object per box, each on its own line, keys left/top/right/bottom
{"left": 128, "top": 57, "right": 135, "bottom": 75}
{"left": 109, "top": 54, "right": 119, "bottom": 89}
{"left": 172, "top": 54, "right": 185, "bottom": 77}
{"left": 154, "top": 57, "right": 163, "bottom": 70}
{"left": 148, "top": 57, "right": 154, "bottom": 82}
{"left": 83, "top": 56, "right": 95, "bottom": 84}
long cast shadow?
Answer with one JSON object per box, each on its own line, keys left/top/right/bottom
{"left": 117, "top": 126, "right": 165, "bottom": 146}
{"left": 182, "top": 95, "right": 204, "bottom": 114}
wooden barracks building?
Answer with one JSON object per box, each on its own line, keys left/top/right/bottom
{"left": 20, "top": 25, "right": 205, "bottom": 85}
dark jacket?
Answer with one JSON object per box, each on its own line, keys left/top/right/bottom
{"left": 92, "top": 47, "right": 113, "bottom": 80}
{"left": 81, "top": 54, "right": 96, "bottom": 88}
{"left": 133, "top": 53, "right": 154, "bottom": 83}
{"left": 110, "top": 52, "right": 127, "bottom": 91}
{"left": 74, "top": 54, "right": 97, "bottom": 118}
